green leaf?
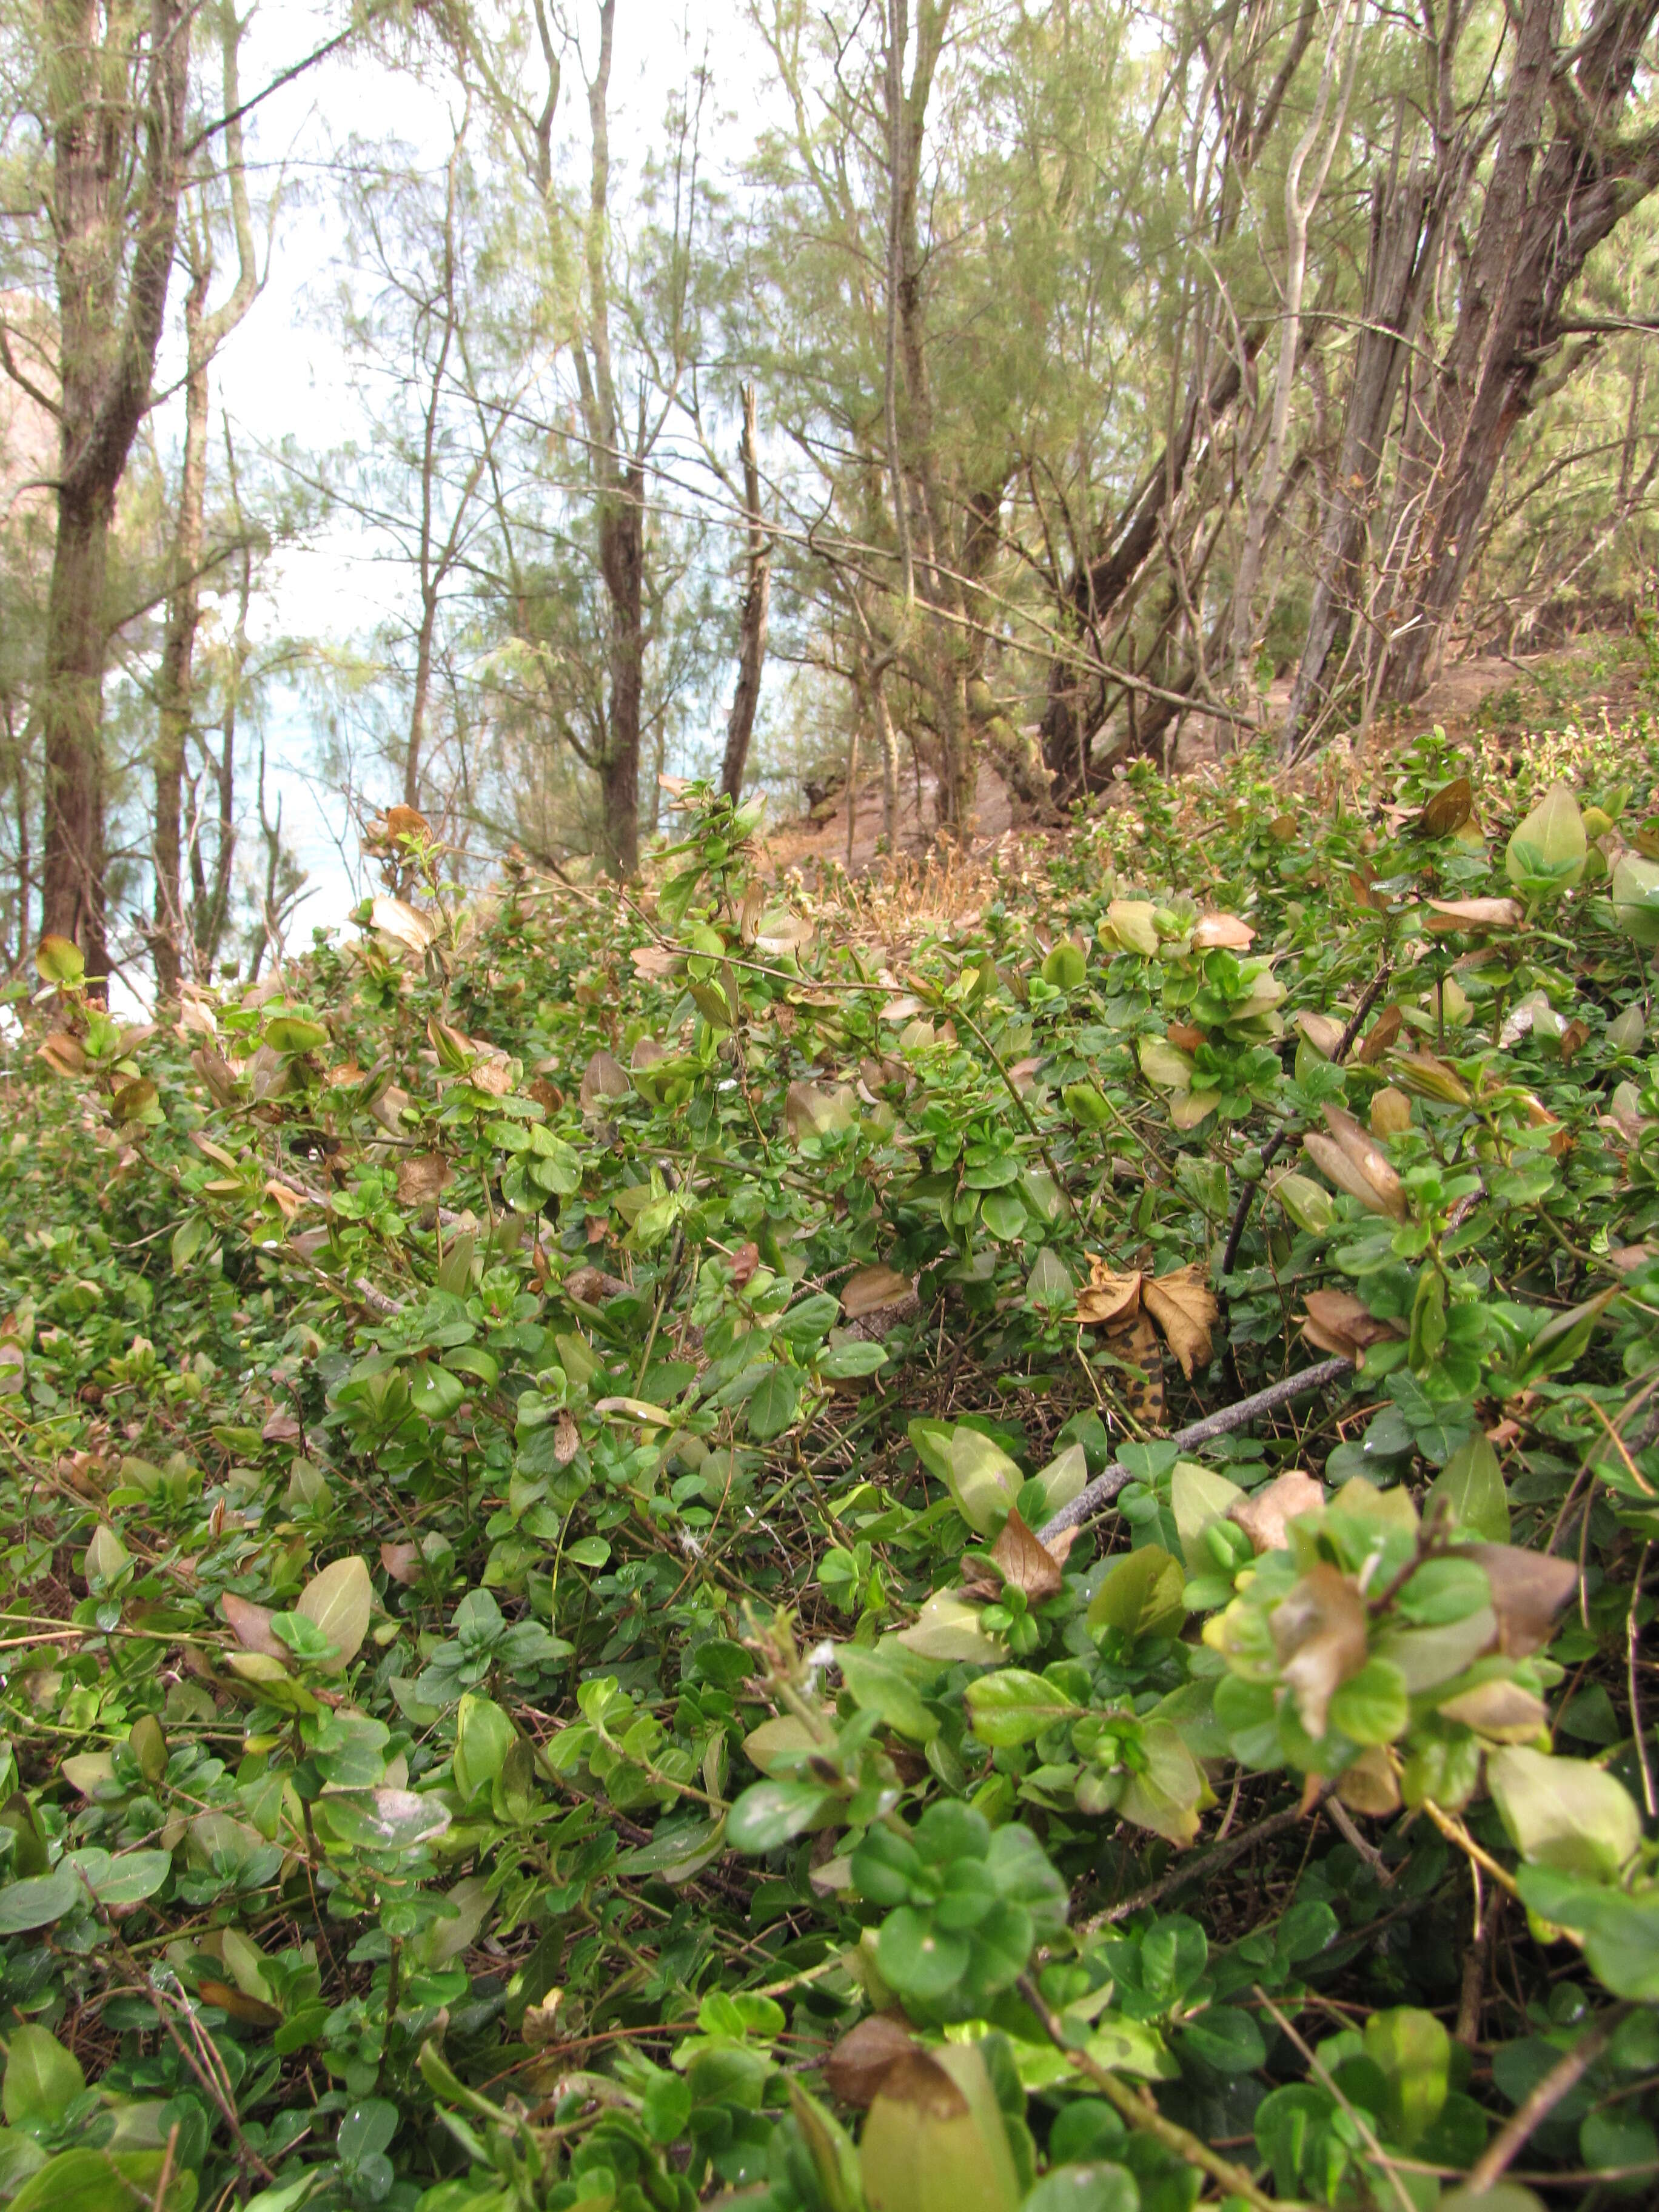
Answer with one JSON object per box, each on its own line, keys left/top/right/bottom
{"left": 1042, "top": 941, "right": 1087, "bottom": 990}
{"left": 1087, "top": 1546, "right": 1185, "bottom": 1642}
{"left": 1327, "top": 1658, "right": 1409, "bottom": 1745}
{"left": 876, "top": 1906, "right": 970, "bottom": 2000}
{"left": 746, "top": 1367, "right": 800, "bottom": 1441}
{"left": 263, "top": 1016, "right": 329, "bottom": 1054}
{"left": 3, "top": 2025, "right": 85, "bottom": 2125}
{"left": 453, "top": 1695, "right": 516, "bottom": 1803}
{"left": 817, "top": 1340, "right": 889, "bottom": 1378}
{"left": 1611, "top": 853, "right": 1659, "bottom": 946}
{"left": 1505, "top": 783, "right": 1586, "bottom": 894}
{"left": 964, "top": 1669, "right": 1082, "bottom": 1748}
{"left": 726, "top": 1780, "right": 831, "bottom": 1852}
{"left": 294, "top": 1555, "right": 372, "bottom": 1674}
{"left": 0, "top": 1866, "right": 82, "bottom": 1933}
{"left": 1178, "top": 2005, "right": 1267, "bottom": 2074}
{"left": 941, "top": 1427, "right": 1024, "bottom": 1537}
{"left": 9, "top": 2148, "right": 190, "bottom": 2212}
{"left": 1362, "top": 2007, "right": 1450, "bottom": 2150}
{"left": 566, "top": 1536, "right": 611, "bottom": 1568}
{"left": 1020, "top": 2167, "right": 1138, "bottom": 2212}
{"left": 837, "top": 1645, "right": 939, "bottom": 1743}
{"left": 35, "top": 935, "right": 85, "bottom": 987}
{"left": 1488, "top": 1747, "right": 1642, "bottom": 1880}
{"left": 1171, "top": 1461, "right": 1244, "bottom": 1574}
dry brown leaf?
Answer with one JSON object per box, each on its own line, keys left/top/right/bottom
{"left": 380, "top": 1542, "right": 422, "bottom": 1586}
{"left": 221, "top": 1592, "right": 286, "bottom": 1658}
{"left": 1559, "top": 1017, "right": 1590, "bottom": 1062}
{"left": 1165, "top": 1021, "right": 1204, "bottom": 1052}
{"left": 469, "top": 1054, "right": 514, "bottom": 1098}
{"left": 1299, "top": 1289, "right": 1406, "bottom": 1365}
{"left": 261, "top": 1407, "right": 302, "bottom": 1445}
{"left": 565, "top": 1265, "right": 629, "bottom": 1304}
{"left": 1304, "top": 1104, "right": 1407, "bottom": 1219}
{"left": 631, "top": 945, "right": 682, "bottom": 981}
{"left": 1074, "top": 1261, "right": 1142, "bottom": 1327}
{"left": 1466, "top": 1543, "right": 1578, "bottom": 1658}
{"left": 729, "top": 1241, "right": 761, "bottom": 1287}
{"left": 1424, "top": 896, "right": 1523, "bottom": 933}
{"left": 370, "top": 896, "right": 436, "bottom": 954}
{"left": 842, "top": 1264, "right": 916, "bottom": 1320}
{"left": 823, "top": 2013, "right": 917, "bottom": 2108}
{"left": 1142, "top": 1262, "right": 1218, "bottom": 1378}
{"left": 38, "top": 1032, "right": 86, "bottom": 1078}
{"left": 397, "top": 1153, "right": 451, "bottom": 1208}
{"left": 1229, "top": 1470, "right": 1325, "bottom": 1554}
{"left": 989, "top": 1508, "right": 1065, "bottom": 1601}
{"left": 1105, "top": 1307, "right": 1167, "bottom": 1431}
{"left": 384, "top": 804, "right": 431, "bottom": 842}
{"left": 1192, "top": 912, "right": 1256, "bottom": 949}
{"left": 1272, "top": 1561, "right": 1369, "bottom": 1738}
{"left": 554, "top": 1412, "right": 580, "bottom": 1467}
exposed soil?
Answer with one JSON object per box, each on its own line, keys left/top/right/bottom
{"left": 762, "top": 632, "right": 1652, "bottom": 888}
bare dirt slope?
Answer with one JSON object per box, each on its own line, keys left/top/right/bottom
{"left": 764, "top": 634, "right": 1651, "bottom": 885}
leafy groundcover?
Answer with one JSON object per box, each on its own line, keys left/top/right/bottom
{"left": 5, "top": 725, "right": 1659, "bottom": 2212}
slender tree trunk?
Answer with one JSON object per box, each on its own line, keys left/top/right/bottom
{"left": 40, "top": 484, "right": 113, "bottom": 965}
{"left": 719, "top": 384, "right": 771, "bottom": 800}
{"left": 1227, "top": 0, "right": 1360, "bottom": 693}
{"left": 597, "top": 467, "right": 643, "bottom": 878}
{"left": 153, "top": 270, "right": 209, "bottom": 1000}
{"left": 39, "top": 0, "right": 190, "bottom": 977}
{"left": 1282, "top": 167, "right": 1437, "bottom": 750}
{"left": 1383, "top": 0, "right": 1659, "bottom": 703}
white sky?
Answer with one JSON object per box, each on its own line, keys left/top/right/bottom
{"left": 165, "top": 0, "right": 747, "bottom": 948}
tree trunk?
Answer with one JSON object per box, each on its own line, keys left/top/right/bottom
{"left": 719, "top": 384, "right": 771, "bottom": 800}
{"left": 153, "top": 270, "right": 209, "bottom": 1000}
{"left": 39, "top": 0, "right": 190, "bottom": 977}
{"left": 597, "top": 468, "right": 643, "bottom": 878}
{"left": 40, "top": 484, "right": 112, "bottom": 965}
{"left": 1383, "top": 0, "right": 1659, "bottom": 703}
{"left": 1282, "top": 167, "right": 1437, "bottom": 750}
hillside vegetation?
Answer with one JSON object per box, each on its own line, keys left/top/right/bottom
{"left": 5, "top": 711, "right": 1659, "bottom": 2212}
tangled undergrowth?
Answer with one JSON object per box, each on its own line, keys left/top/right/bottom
{"left": 5, "top": 721, "right": 1659, "bottom": 2212}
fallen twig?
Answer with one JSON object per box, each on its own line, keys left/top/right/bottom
{"left": 1037, "top": 1355, "right": 1355, "bottom": 1544}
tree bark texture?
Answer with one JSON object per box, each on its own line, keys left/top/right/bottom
{"left": 1384, "top": 0, "right": 1659, "bottom": 703}
{"left": 719, "top": 384, "right": 771, "bottom": 801}
{"left": 41, "top": 0, "right": 190, "bottom": 977}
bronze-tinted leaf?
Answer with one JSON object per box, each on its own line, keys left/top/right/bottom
{"left": 842, "top": 1265, "right": 915, "bottom": 1320}
{"left": 1370, "top": 1087, "right": 1412, "bottom": 1137}
{"left": 196, "top": 1979, "right": 283, "bottom": 2028}
{"left": 1142, "top": 1262, "right": 1218, "bottom": 1378}
{"left": 1272, "top": 1561, "right": 1369, "bottom": 1738}
{"left": 384, "top": 804, "right": 431, "bottom": 842}
{"left": 631, "top": 945, "right": 682, "bottom": 980}
{"left": 38, "top": 1032, "right": 86, "bottom": 1078}
{"left": 221, "top": 1592, "right": 286, "bottom": 1658}
{"left": 261, "top": 1407, "right": 302, "bottom": 1445}
{"left": 1300, "top": 1288, "right": 1405, "bottom": 1365}
{"left": 397, "top": 1153, "right": 451, "bottom": 1207}
{"left": 823, "top": 2013, "right": 917, "bottom": 2108}
{"left": 1355, "top": 1003, "right": 1402, "bottom": 1064}
{"left": 1230, "top": 1470, "right": 1325, "bottom": 1554}
{"left": 580, "top": 1050, "right": 630, "bottom": 1109}
{"left": 554, "top": 1412, "right": 580, "bottom": 1467}
{"left": 1191, "top": 911, "right": 1256, "bottom": 949}
{"left": 1466, "top": 1543, "right": 1578, "bottom": 1657}
{"left": 380, "top": 1543, "right": 421, "bottom": 1586}
{"left": 989, "top": 1508, "right": 1065, "bottom": 1601}
{"left": 1559, "top": 1017, "right": 1589, "bottom": 1062}
{"left": 1419, "top": 778, "right": 1473, "bottom": 838}
{"left": 729, "top": 1241, "right": 761, "bottom": 1287}
{"left": 1295, "top": 1011, "right": 1347, "bottom": 1059}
